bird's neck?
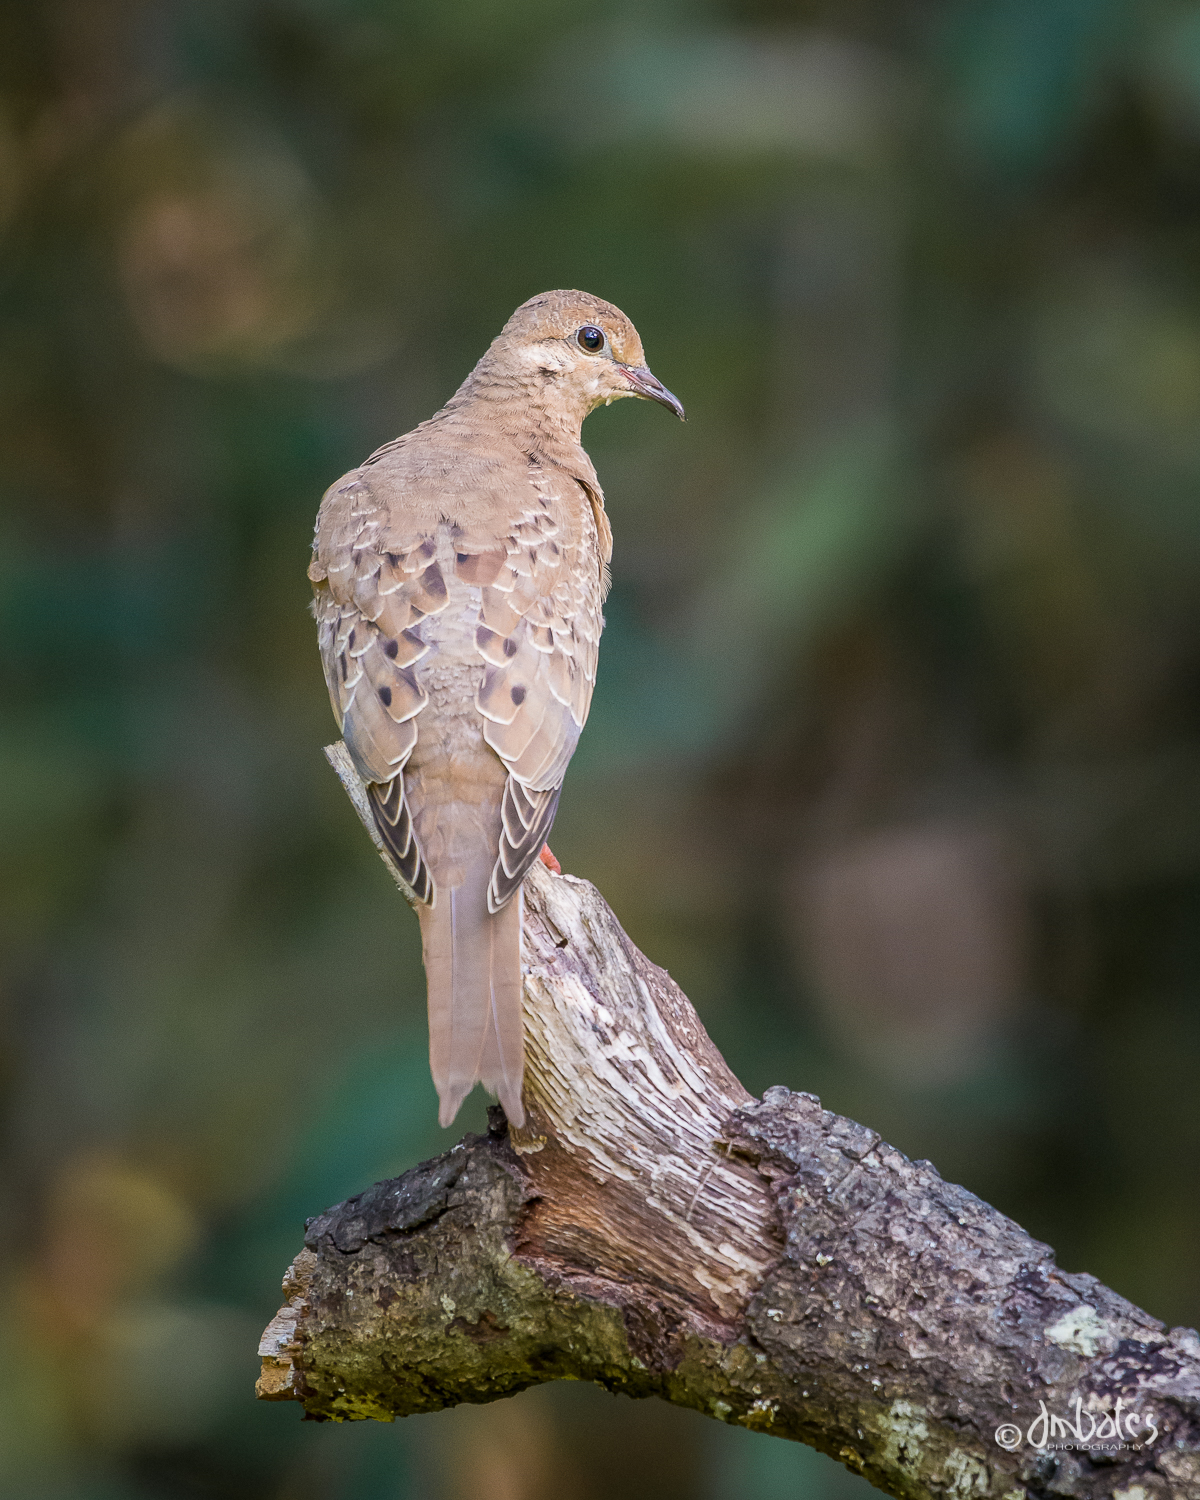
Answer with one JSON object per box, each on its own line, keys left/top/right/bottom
{"left": 438, "top": 357, "right": 591, "bottom": 461}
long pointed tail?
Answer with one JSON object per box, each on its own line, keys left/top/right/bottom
{"left": 418, "top": 864, "right": 524, "bottom": 1129}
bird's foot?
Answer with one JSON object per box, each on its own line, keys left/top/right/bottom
{"left": 539, "top": 844, "right": 562, "bottom": 875}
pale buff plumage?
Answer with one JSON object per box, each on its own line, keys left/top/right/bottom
{"left": 309, "top": 291, "right": 683, "bottom": 1128}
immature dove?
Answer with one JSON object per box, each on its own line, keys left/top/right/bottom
{"left": 309, "top": 291, "right": 684, "bottom": 1128}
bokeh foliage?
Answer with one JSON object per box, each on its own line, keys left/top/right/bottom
{"left": 2, "top": 1, "right": 1199, "bottom": 1496}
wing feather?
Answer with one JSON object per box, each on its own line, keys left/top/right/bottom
{"left": 462, "top": 461, "right": 606, "bottom": 911}
{"left": 489, "top": 782, "right": 562, "bottom": 910}
{"left": 311, "top": 475, "right": 446, "bottom": 904}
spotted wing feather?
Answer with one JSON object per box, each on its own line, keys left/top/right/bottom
{"left": 310, "top": 477, "right": 445, "bottom": 902}
{"left": 463, "top": 463, "right": 606, "bottom": 912}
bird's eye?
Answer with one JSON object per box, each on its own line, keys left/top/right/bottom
{"left": 576, "top": 325, "right": 605, "bottom": 353}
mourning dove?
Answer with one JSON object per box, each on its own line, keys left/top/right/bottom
{"left": 309, "top": 291, "right": 684, "bottom": 1128}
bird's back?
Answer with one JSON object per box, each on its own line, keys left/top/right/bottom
{"left": 311, "top": 416, "right": 605, "bottom": 1126}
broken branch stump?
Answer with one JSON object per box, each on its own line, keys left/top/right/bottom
{"left": 257, "top": 744, "right": 1200, "bottom": 1499}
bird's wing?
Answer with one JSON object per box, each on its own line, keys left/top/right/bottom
{"left": 310, "top": 475, "right": 447, "bottom": 902}
{"left": 465, "top": 460, "right": 606, "bottom": 912}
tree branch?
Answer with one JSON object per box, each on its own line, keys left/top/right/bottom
{"left": 257, "top": 743, "right": 1200, "bottom": 1499}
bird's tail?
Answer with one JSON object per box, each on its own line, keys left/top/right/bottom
{"left": 417, "top": 861, "right": 525, "bottom": 1129}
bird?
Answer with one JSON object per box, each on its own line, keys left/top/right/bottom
{"left": 308, "top": 291, "right": 684, "bottom": 1129}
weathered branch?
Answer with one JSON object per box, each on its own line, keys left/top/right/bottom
{"left": 257, "top": 743, "right": 1200, "bottom": 1499}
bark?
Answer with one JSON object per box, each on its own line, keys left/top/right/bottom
{"left": 257, "top": 742, "right": 1200, "bottom": 1499}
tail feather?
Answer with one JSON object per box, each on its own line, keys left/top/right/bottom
{"left": 476, "top": 888, "right": 524, "bottom": 1119}
{"left": 419, "top": 864, "right": 525, "bottom": 1129}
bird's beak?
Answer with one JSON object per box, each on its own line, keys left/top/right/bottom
{"left": 620, "top": 365, "right": 686, "bottom": 421}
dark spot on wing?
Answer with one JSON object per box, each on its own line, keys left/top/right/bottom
{"left": 503, "top": 637, "right": 518, "bottom": 657}
{"left": 384, "top": 638, "right": 399, "bottom": 658}
{"left": 455, "top": 548, "right": 506, "bottom": 585}
{"left": 348, "top": 628, "right": 356, "bottom": 648}
{"left": 378, "top": 686, "right": 392, "bottom": 706}
{"left": 511, "top": 685, "right": 526, "bottom": 705}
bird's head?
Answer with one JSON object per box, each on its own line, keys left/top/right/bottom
{"left": 489, "top": 290, "right": 685, "bottom": 425}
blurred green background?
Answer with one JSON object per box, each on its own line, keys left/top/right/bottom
{"left": 3, "top": 1, "right": 1200, "bottom": 1496}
